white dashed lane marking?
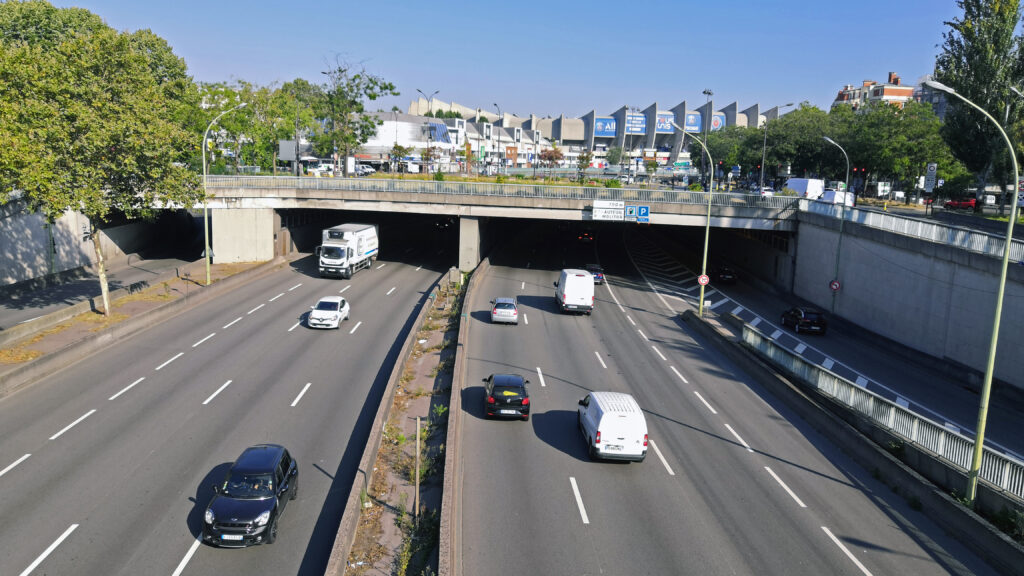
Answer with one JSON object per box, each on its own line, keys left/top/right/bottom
{"left": 594, "top": 352, "right": 607, "bottom": 369}
{"left": 693, "top": 390, "right": 717, "bottom": 414}
{"left": 109, "top": 377, "right": 145, "bottom": 400}
{"left": 349, "top": 321, "right": 362, "bottom": 335}
{"left": 247, "top": 303, "right": 265, "bottom": 314}
{"left": 202, "top": 380, "right": 232, "bottom": 405}
{"left": 291, "top": 383, "right": 312, "bottom": 407}
{"left": 724, "top": 423, "right": 754, "bottom": 453}
{"left": 765, "top": 466, "right": 807, "bottom": 508}
{"left": 19, "top": 524, "right": 78, "bottom": 576}
{"left": 649, "top": 439, "right": 675, "bottom": 476}
{"left": 192, "top": 333, "right": 215, "bottom": 348}
{"left": 50, "top": 410, "right": 96, "bottom": 440}
{"left": 223, "top": 317, "right": 242, "bottom": 329}
{"left": 0, "top": 454, "right": 31, "bottom": 479}
{"left": 569, "top": 477, "right": 590, "bottom": 524}
{"left": 155, "top": 353, "right": 184, "bottom": 371}
{"left": 821, "top": 526, "right": 873, "bottom": 576}
{"left": 269, "top": 292, "right": 284, "bottom": 302}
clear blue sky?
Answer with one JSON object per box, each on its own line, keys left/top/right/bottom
{"left": 53, "top": 0, "right": 963, "bottom": 118}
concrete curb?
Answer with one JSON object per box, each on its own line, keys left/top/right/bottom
{"left": 0, "top": 257, "right": 288, "bottom": 399}
{"left": 438, "top": 257, "right": 487, "bottom": 576}
{"left": 682, "top": 310, "right": 1024, "bottom": 576}
{"left": 324, "top": 275, "right": 444, "bottom": 576}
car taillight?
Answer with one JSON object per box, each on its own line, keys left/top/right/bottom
{"left": 643, "top": 434, "right": 648, "bottom": 447}
{"left": 522, "top": 397, "right": 529, "bottom": 406}
{"left": 492, "top": 308, "right": 497, "bottom": 315}
{"left": 595, "top": 431, "right": 601, "bottom": 444}
{"left": 486, "top": 396, "right": 495, "bottom": 404}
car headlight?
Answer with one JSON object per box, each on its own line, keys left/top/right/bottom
{"left": 255, "top": 510, "right": 271, "bottom": 526}
{"left": 204, "top": 509, "right": 214, "bottom": 524}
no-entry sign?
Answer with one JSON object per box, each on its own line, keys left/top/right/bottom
{"left": 830, "top": 280, "right": 841, "bottom": 291}
{"left": 698, "top": 274, "right": 710, "bottom": 286}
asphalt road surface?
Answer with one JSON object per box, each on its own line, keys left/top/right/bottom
{"left": 456, "top": 223, "right": 997, "bottom": 576}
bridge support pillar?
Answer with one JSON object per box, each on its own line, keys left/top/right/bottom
{"left": 458, "top": 216, "right": 481, "bottom": 272}
{"left": 211, "top": 208, "right": 276, "bottom": 264}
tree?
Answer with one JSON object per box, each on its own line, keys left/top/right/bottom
{"left": 390, "top": 143, "right": 412, "bottom": 173}
{"left": 0, "top": 1, "right": 200, "bottom": 315}
{"left": 576, "top": 150, "right": 593, "bottom": 179}
{"left": 319, "top": 61, "right": 399, "bottom": 176}
{"left": 934, "top": 0, "right": 1023, "bottom": 207}
{"left": 606, "top": 146, "right": 623, "bottom": 167}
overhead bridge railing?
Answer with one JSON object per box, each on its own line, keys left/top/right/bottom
{"left": 743, "top": 324, "right": 1024, "bottom": 502}
{"left": 802, "top": 200, "right": 1024, "bottom": 262}
{"left": 206, "top": 175, "right": 800, "bottom": 210}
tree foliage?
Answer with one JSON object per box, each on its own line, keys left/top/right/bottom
{"left": 605, "top": 146, "right": 623, "bottom": 166}
{"left": 319, "top": 61, "right": 399, "bottom": 175}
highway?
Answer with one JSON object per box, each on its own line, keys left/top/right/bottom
{"left": 457, "top": 222, "right": 997, "bottom": 575}
{"left": 0, "top": 217, "right": 451, "bottom": 576}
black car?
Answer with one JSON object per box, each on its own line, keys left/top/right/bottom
{"left": 711, "top": 265, "right": 737, "bottom": 284}
{"left": 203, "top": 444, "right": 298, "bottom": 547}
{"left": 585, "top": 264, "right": 605, "bottom": 284}
{"left": 482, "top": 374, "right": 531, "bottom": 421}
{"left": 781, "top": 306, "right": 828, "bottom": 335}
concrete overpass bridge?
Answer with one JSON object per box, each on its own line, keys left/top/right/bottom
{"left": 204, "top": 175, "right": 800, "bottom": 269}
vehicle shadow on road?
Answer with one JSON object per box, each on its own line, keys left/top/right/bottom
{"left": 531, "top": 409, "right": 591, "bottom": 462}
{"left": 516, "top": 294, "right": 559, "bottom": 315}
{"left": 187, "top": 462, "right": 233, "bottom": 539}
{"left": 460, "top": 386, "right": 487, "bottom": 420}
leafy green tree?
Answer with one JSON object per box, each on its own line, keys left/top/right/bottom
{"left": 606, "top": 146, "right": 623, "bottom": 167}
{"left": 319, "top": 61, "right": 399, "bottom": 176}
{"left": 0, "top": 1, "right": 200, "bottom": 314}
{"left": 934, "top": 0, "right": 1023, "bottom": 206}
{"left": 577, "top": 149, "right": 593, "bottom": 178}
{"left": 390, "top": 143, "right": 412, "bottom": 173}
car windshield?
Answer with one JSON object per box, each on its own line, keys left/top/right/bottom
{"left": 321, "top": 246, "right": 343, "bottom": 259}
{"left": 315, "top": 300, "right": 340, "bottom": 312}
{"left": 804, "top": 311, "right": 823, "bottom": 320}
{"left": 221, "top": 472, "right": 274, "bottom": 499}
{"left": 494, "top": 303, "right": 516, "bottom": 311}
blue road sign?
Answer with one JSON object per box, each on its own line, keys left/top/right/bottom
{"left": 625, "top": 205, "right": 637, "bottom": 221}
{"left": 637, "top": 205, "right": 650, "bottom": 223}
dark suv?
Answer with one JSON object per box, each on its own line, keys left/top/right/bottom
{"left": 203, "top": 444, "right": 298, "bottom": 547}
{"left": 482, "top": 374, "right": 531, "bottom": 421}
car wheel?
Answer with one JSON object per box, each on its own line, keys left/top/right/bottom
{"left": 780, "top": 316, "right": 787, "bottom": 328}
{"left": 588, "top": 441, "right": 598, "bottom": 461}
{"left": 265, "top": 519, "right": 277, "bottom": 545}
{"left": 522, "top": 413, "right": 530, "bottom": 422}
{"left": 794, "top": 323, "right": 800, "bottom": 334}
{"left": 291, "top": 478, "right": 298, "bottom": 501}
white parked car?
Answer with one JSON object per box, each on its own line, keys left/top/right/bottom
{"left": 308, "top": 296, "right": 350, "bottom": 329}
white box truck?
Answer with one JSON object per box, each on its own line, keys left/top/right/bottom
{"left": 784, "top": 178, "right": 825, "bottom": 199}
{"left": 316, "top": 223, "right": 379, "bottom": 279}
{"left": 554, "top": 269, "right": 594, "bottom": 314}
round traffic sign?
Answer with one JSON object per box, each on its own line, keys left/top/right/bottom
{"left": 830, "top": 280, "right": 841, "bottom": 291}
{"left": 698, "top": 274, "right": 710, "bottom": 286}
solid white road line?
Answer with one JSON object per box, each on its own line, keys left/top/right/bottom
{"left": 652, "top": 346, "right": 667, "bottom": 361}
{"left": 386, "top": 287, "right": 396, "bottom": 295}
{"left": 376, "top": 263, "right": 386, "bottom": 269}
{"left": 724, "top": 423, "right": 754, "bottom": 453}
{"left": 349, "top": 321, "right": 362, "bottom": 334}
{"left": 155, "top": 352, "right": 184, "bottom": 371}
{"left": 247, "top": 303, "right": 265, "bottom": 314}
{"left": 0, "top": 454, "right": 31, "bottom": 479}
{"left": 649, "top": 439, "right": 675, "bottom": 476}
{"left": 288, "top": 322, "right": 301, "bottom": 332}
{"left": 170, "top": 538, "right": 202, "bottom": 576}
{"left": 291, "top": 383, "right": 312, "bottom": 407}
{"left": 19, "top": 524, "right": 78, "bottom": 576}
{"left": 340, "top": 285, "right": 351, "bottom": 293}
{"left": 536, "top": 367, "right": 547, "bottom": 387}
{"left": 203, "top": 380, "right": 232, "bottom": 405}
{"left": 192, "top": 333, "right": 215, "bottom": 348}
{"left": 416, "top": 266, "right": 422, "bottom": 271}
{"left": 627, "top": 315, "right": 636, "bottom": 326}
{"left": 603, "top": 281, "right": 627, "bottom": 313}
{"left": 765, "top": 466, "right": 807, "bottom": 508}
{"left": 637, "top": 329, "right": 648, "bottom": 341}
{"left": 18, "top": 316, "right": 43, "bottom": 324}
{"left": 288, "top": 283, "right": 302, "bottom": 291}
{"left": 223, "top": 317, "right": 242, "bottom": 329}
{"left": 269, "top": 292, "right": 284, "bottom": 302}
{"left": 693, "top": 391, "right": 717, "bottom": 414}
{"left": 794, "top": 343, "right": 807, "bottom": 354}
{"left": 521, "top": 281, "right": 525, "bottom": 290}
{"left": 569, "top": 477, "right": 590, "bottom": 524}
{"left": 821, "top": 526, "right": 873, "bottom": 576}
{"left": 109, "top": 377, "right": 145, "bottom": 400}
{"left": 670, "top": 366, "right": 689, "bottom": 385}
{"left": 49, "top": 409, "right": 96, "bottom": 440}
{"left": 594, "top": 351, "right": 607, "bottom": 369}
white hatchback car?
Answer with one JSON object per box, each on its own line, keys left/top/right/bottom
{"left": 308, "top": 296, "right": 350, "bottom": 329}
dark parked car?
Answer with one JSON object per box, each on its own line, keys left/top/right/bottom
{"left": 482, "top": 374, "right": 531, "bottom": 421}
{"left": 585, "top": 264, "right": 605, "bottom": 284}
{"left": 781, "top": 306, "right": 828, "bottom": 335}
{"left": 203, "top": 444, "right": 298, "bottom": 547}
{"left": 711, "top": 265, "right": 737, "bottom": 284}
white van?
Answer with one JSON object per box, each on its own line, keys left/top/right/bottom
{"left": 554, "top": 269, "right": 594, "bottom": 314}
{"left": 818, "top": 189, "right": 855, "bottom": 207}
{"left": 577, "top": 391, "right": 648, "bottom": 462}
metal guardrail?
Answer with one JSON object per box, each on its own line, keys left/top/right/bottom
{"left": 742, "top": 325, "right": 1024, "bottom": 500}
{"left": 802, "top": 200, "right": 1024, "bottom": 262}
{"left": 206, "top": 175, "right": 800, "bottom": 210}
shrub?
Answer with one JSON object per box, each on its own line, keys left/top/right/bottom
{"left": 432, "top": 169, "right": 444, "bottom": 181}
{"left": 604, "top": 179, "right": 622, "bottom": 188}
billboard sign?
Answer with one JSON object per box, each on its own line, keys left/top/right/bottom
{"left": 594, "top": 117, "right": 616, "bottom": 138}
{"left": 655, "top": 113, "right": 675, "bottom": 133}
{"left": 684, "top": 113, "right": 701, "bottom": 132}
{"left": 625, "top": 114, "right": 646, "bottom": 134}
{"left": 710, "top": 113, "right": 726, "bottom": 131}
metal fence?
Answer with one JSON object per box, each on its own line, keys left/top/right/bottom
{"left": 206, "top": 175, "right": 800, "bottom": 210}
{"left": 802, "top": 200, "right": 1024, "bottom": 262}
{"left": 743, "top": 325, "right": 1024, "bottom": 500}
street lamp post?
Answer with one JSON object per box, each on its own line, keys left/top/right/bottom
{"left": 760, "top": 103, "right": 794, "bottom": 193}
{"left": 672, "top": 121, "right": 713, "bottom": 317}
{"left": 702, "top": 89, "right": 713, "bottom": 189}
{"left": 822, "top": 136, "right": 850, "bottom": 314}
{"left": 493, "top": 103, "right": 502, "bottom": 173}
{"left": 416, "top": 88, "right": 439, "bottom": 117}
{"left": 202, "top": 101, "right": 247, "bottom": 286}
{"left": 925, "top": 79, "right": 1020, "bottom": 508}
